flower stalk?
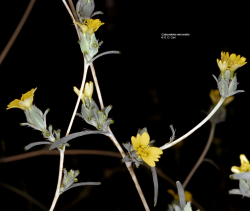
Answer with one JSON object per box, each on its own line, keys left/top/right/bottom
{"left": 160, "top": 97, "right": 225, "bottom": 150}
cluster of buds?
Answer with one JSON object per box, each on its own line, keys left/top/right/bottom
{"left": 214, "top": 52, "right": 247, "bottom": 98}
{"left": 74, "top": 82, "right": 114, "bottom": 131}
{"left": 60, "top": 169, "right": 80, "bottom": 194}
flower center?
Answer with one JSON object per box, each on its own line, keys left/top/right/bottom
{"left": 136, "top": 146, "right": 148, "bottom": 158}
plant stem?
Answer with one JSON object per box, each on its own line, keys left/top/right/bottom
{"left": 0, "top": 0, "right": 36, "bottom": 65}
{"left": 49, "top": 57, "right": 89, "bottom": 211}
{"left": 90, "top": 63, "right": 104, "bottom": 109}
{"left": 182, "top": 123, "right": 216, "bottom": 189}
{"left": 160, "top": 97, "right": 225, "bottom": 150}
{"left": 49, "top": 147, "right": 65, "bottom": 211}
{"left": 107, "top": 129, "right": 150, "bottom": 211}
{"left": 61, "top": 1, "right": 150, "bottom": 209}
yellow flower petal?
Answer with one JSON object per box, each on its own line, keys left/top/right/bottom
{"left": 231, "top": 154, "right": 250, "bottom": 173}
{"left": 73, "top": 86, "right": 85, "bottom": 102}
{"left": 6, "top": 99, "right": 25, "bottom": 110}
{"left": 84, "top": 82, "right": 94, "bottom": 98}
{"left": 167, "top": 189, "right": 179, "bottom": 200}
{"left": 231, "top": 166, "right": 242, "bottom": 173}
{"left": 142, "top": 154, "right": 156, "bottom": 167}
{"left": 209, "top": 89, "right": 220, "bottom": 105}
{"left": 141, "top": 132, "right": 150, "bottom": 147}
{"left": 131, "top": 135, "right": 139, "bottom": 151}
{"left": 240, "top": 154, "right": 249, "bottom": 164}
{"left": 184, "top": 191, "right": 192, "bottom": 202}
{"left": 7, "top": 88, "right": 37, "bottom": 110}
{"left": 217, "top": 51, "right": 247, "bottom": 75}
{"left": 74, "top": 21, "right": 88, "bottom": 34}
{"left": 142, "top": 147, "right": 163, "bottom": 167}
{"left": 223, "top": 96, "right": 234, "bottom": 107}
{"left": 86, "top": 19, "right": 104, "bottom": 35}
{"left": 230, "top": 53, "right": 236, "bottom": 60}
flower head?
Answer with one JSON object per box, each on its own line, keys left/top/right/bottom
{"left": 86, "top": 19, "right": 104, "bottom": 35}
{"left": 7, "top": 88, "right": 37, "bottom": 110}
{"left": 217, "top": 51, "right": 247, "bottom": 78}
{"left": 74, "top": 19, "right": 104, "bottom": 35}
{"left": 209, "top": 89, "right": 234, "bottom": 106}
{"left": 73, "top": 81, "right": 94, "bottom": 103}
{"left": 231, "top": 154, "right": 250, "bottom": 173}
{"left": 167, "top": 189, "right": 192, "bottom": 202}
{"left": 131, "top": 132, "right": 163, "bottom": 167}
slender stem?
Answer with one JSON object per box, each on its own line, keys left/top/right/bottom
{"left": 66, "top": 58, "right": 89, "bottom": 136}
{"left": 160, "top": 97, "right": 225, "bottom": 150}
{"left": 107, "top": 129, "right": 150, "bottom": 211}
{"left": 49, "top": 148, "right": 65, "bottom": 211}
{"left": 0, "top": 182, "right": 48, "bottom": 211}
{"left": 182, "top": 123, "right": 216, "bottom": 189}
{"left": 49, "top": 56, "right": 89, "bottom": 211}
{"left": 61, "top": 1, "right": 149, "bottom": 209}
{"left": 0, "top": 0, "right": 36, "bottom": 65}
{"left": 68, "top": 0, "right": 79, "bottom": 22}
{"left": 90, "top": 63, "right": 104, "bottom": 109}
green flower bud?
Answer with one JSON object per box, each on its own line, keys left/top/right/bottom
{"left": 76, "top": 0, "right": 95, "bottom": 20}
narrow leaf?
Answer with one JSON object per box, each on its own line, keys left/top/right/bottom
{"left": 49, "top": 130, "right": 109, "bottom": 150}
{"left": 24, "top": 141, "right": 51, "bottom": 151}
{"left": 231, "top": 172, "right": 250, "bottom": 180}
{"left": 176, "top": 181, "right": 186, "bottom": 209}
{"left": 60, "top": 182, "right": 101, "bottom": 194}
{"left": 151, "top": 167, "right": 158, "bottom": 206}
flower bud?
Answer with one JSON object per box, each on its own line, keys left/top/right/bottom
{"left": 73, "top": 86, "right": 86, "bottom": 103}
{"left": 76, "top": 0, "right": 95, "bottom": 20}
{"left": 84, "top": 81, "right": 94, "bottom": 98}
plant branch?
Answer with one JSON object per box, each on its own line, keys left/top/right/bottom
{"left": 0, "top": 0, "right": 36, "bottom": 65}
{"left": 160, "top": 97, "right": 224, "bottom": 150}
{"left": 0, "top": 182, "right": 49, "bottom": 211}
{"left": 1, "top": 149, "right": 205, "bottom": 211}
{"left": 182, "top": 123, "right": 216, "bottom": 189}
{"left": 49, "top": 148, "right": 65, "bottom": 211}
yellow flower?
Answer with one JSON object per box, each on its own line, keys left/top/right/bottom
{"left": 167, "top": 189, "right": 192, "bottom": 202}
{"left": 131, "top": 132, "right": 163, "bottom": 167}
{"left": 86, "top": 19, "right": 104, "bottom": 35}
{"left": 231, "top": 154, "right": 250, "bottom": 173}
{"left": 73, "top": 81, "right": 94, "bottom": 103}
{"left": 209, "top": 89, "right": 234, "bottom": 106}
{"left": 74, "top": 19, "right": 104, "bottom": 35}
{"left": 217, "top": 51, "right": 247, "bottom": 78}
{"left": 6, "top": 88, "right": 37, "bottom": 110}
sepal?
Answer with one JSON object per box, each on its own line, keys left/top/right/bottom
{"left": 214, "top": 71, "right": 244, "bottom": 98}
{"left": 77, "top": 99, "right": 114, "bottom": 131}
{"left": 229, "top": 172, "right": 250, "bottom": 198}
{"left": 60, "top": 168, "right": 100, "bottom": 194}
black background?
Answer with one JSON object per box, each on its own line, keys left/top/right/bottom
{"left": 0, "top": 0, "right": 250, "bottom": 210}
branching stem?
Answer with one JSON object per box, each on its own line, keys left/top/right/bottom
{"left": 182, "top": 123, "right": 216, "bottom": 189}
{"left": 60, "top": 1, "right": 150, "bottom": 210}
{"left": 160, "top": 97, "right": 225, "bottom": 150}
{"left": 49, "top": 147, "right": 65, "bottom": 211}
